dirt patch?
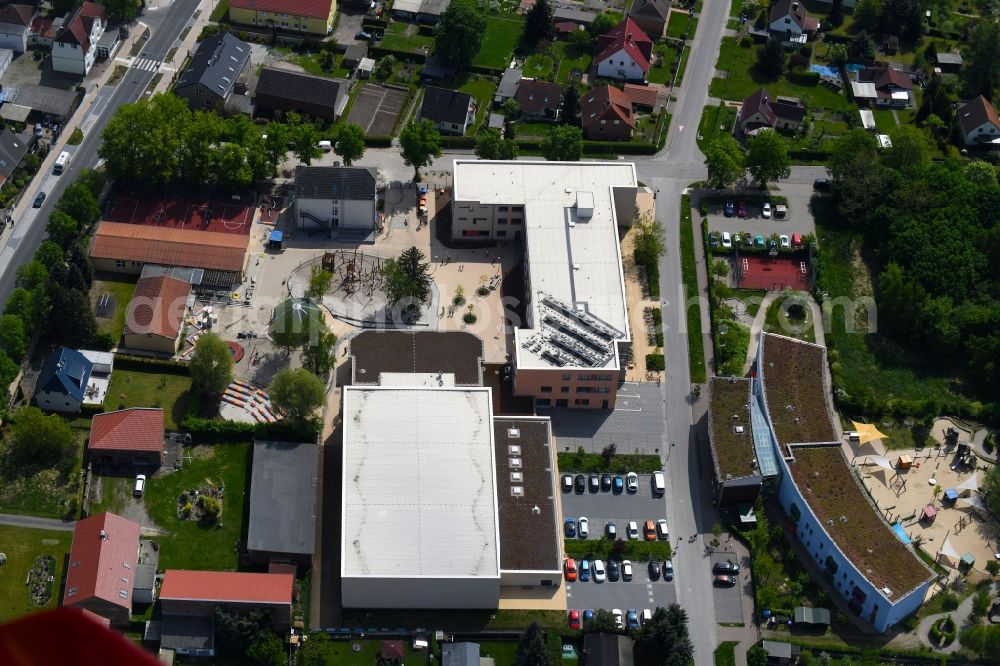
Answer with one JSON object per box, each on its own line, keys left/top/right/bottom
{"left": 620, "top": 224, "right": 661, "bottom": 381}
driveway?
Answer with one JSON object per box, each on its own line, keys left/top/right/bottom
{"left": 702, "top": 196, "right": 816, "bottom": 240}
{"left": 709, "top": 549, "right": 748, "bottom": 624}
{"left": 333, "top": 9, "right": 366, "bottom": 46}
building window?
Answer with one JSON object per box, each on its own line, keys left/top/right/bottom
{"left": 537, "top": 399, "right": 551, "bottom": 407}
{"left": 596, "top": 387, "right": 610, "bottom": 394}
{"left": 789, "top": 503, "right": 801, "bottom": 523}
{"left": 561, "top": 374, "right": 571, "bottom": 381}
{"left": 578, "top": 373, "right": 593, "bottom": 381}
{"left": 511, "top": 206, "right": 523, "bottom": 212}
{"left": 574, "top": 399, "right": 590, "bottom": 406}
{"left": 497, "top": 218, "right": 507, "bottom": 225}
{"left": 560, "top": 387, "right": 569, "bottom": 393}
{"left": 115, "top": 260, "right": 126, "bottom": 268}
{"left": 540, "top": 386, "right": 552, "bottom": 393}
{"left": 497, "top": 230, "right": 507, "bottom": 237}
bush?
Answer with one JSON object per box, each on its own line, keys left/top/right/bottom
{"left": 114, "top": 354, "right": 191, "bottom": 375}
{"left": 645, "top": 353, "right": 665, "bottom": 371}
{"left": 940, "top": 592, "right": 960, "bottom": 611}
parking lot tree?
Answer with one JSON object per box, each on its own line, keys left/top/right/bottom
{"left": 45, "top": 210, "right": 79, "bottom": 250}
{"left": 7, "top": 406, "right": 75, "bottom": 470}
{"left": 189, "top": 331, "right": 235, "bottom": 396}
{"left": 475, "top": 128, "right": 519, "bottom": 160}
{"left": 561, "top": 84, "right": 581, "bottom": 126}
{"left": 745, "top": 129, "right": 790, "bottom": 186}
{"left": 435, "top": 0, "right": 486, "bottom": 70}
{"left": 302, "top": 329, "right": 337, "bottom": 379}
{"left": 584, "top": 609, "right": 620, "bottom": 634}
{"left": 515, "top": 622, "right": 551, "bottom": 666}
{"left": 57, "top": 182, "right": 101, "bottom": 229}
{"left": 287, "top": 114, "right": 323, "bottom": 166}
{"left": 963, "top": 21, "right": 1000, "bottom": 99}
{"left": 542, "top": 125, "right": 583, "bottom": 161}
{"left": 754, "top": 39, "right": 785, "bottom": 79}
{"left": 523, "top": 0, "right": 555, "bottom": 48}
{"left": 601, "top": 442, "right": 617, "bottom": 466}
{"left": 400, "top": 119, "right": 443, "bottom": 181}
{"left": 334, "top": 123, "right": 366, "bottom": 166}
{"left": 704, "top": 136, "right": 746, "bottom": 189}
{"left": 0, "top": 314, "right": 27, "bottom": 361}
{"left": 270, "top": 368, "right": 325, "bottom": 424}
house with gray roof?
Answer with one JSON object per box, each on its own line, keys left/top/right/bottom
{"left": 0, "top": 3, "right": 37, "bottom": 52}
{"left": 255, "top": 66, "right": 349, "bottom": 121}
{"left": 0, "top": 128, "right": 33, "bottom": 190}
{"left": 294, "top": 166, "right": 378, "bottom": 238}
{"left": 35, "top": 347, "right": 93, "bottom": 413}
{"left": 174, "top": 32, "right": 252, "bottom": 112}
{"left": 247, "top": 441, "right": 318, "bottom": 567}
{"left": 420, "top": 86, "right": 475, "bottom": 135}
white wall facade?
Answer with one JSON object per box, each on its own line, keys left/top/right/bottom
{"left": 35, "top": 390, "right": 81, "bottom": 413}
{"left": 342, "top": 576, "right": 500, "bottom": 609}
{"left": 0, "top": 27, "right": 27, "bottom": 53}
{"left": 297, "top": 197, "right": 376, "bottom": 230}
{"left": 769, "top": 15, "right": 804, "bottom": 39}
{"left": 595, "top": 48, "right": 646, "bottom": 81}
{"left": 964, "top": 121, "right": 1000, "bottom": 145}
{"left": 52, "top": 18, "right": 103, "bottom": 75}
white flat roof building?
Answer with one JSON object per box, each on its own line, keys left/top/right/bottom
{"left": 452, "top": 160, "right": 635, "bottom": 372}
{"left": 340, "top": 385, "right": 501, "bottom": 608}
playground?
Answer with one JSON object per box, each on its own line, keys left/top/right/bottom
{"left": 734, "top": 255, "right": 811, "bottom": 291}
{"left": 105, "top": 193, "right": 255, "bottom": 236}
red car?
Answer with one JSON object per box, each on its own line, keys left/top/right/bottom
{"left": 737, "top": 200, "right": 747, "bottom": 218}
{"left": 564, "top": 558, "right": 578, "bottom": 581}
{"left": 568, "top": 609, "right": 581, "bottom": 630}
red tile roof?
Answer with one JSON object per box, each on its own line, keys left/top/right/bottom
{"left": 515, "top": 79, "right": 563, "bottom": 115}
{"left": 54, "top": 1, "right": 106, "bottom": 51}
{"left": 958, "top": 95, "right": 1000, "bottom": 135}
{"left": 90, "top": 408, "right": 165, "bottom": 454}
{"left": 230, "top": 0, "right": 334, "bottom": 20}
{"left": 581, "top": 84, "right": 635, "bottom": 130}
{"left": 31, "top": 16, "right": 58, "bottom": 39}
{"left": 63, "top": 513, "right": 141, "bottom": 611}
{"left": 0, "top": 4, "right": 36, "bottom": 28}
{"left": 124, "top": 275, "right": 191, "bottom": 340}
{"left": 78, "top": 608, "right": 112, "bottom": 628}
{"left": 160, "top": 570, "right": 294, "bottom": 605}
{"left": 623, "top": 83, "right": 658, "bottom": 108}
{"left": 91, "top": 222, "right": 249, "bottom": 273}
{"left": 595, "top": 17, "right": 653, "bottom": 73}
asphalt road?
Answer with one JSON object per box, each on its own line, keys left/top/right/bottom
{"left": 0, "top": 0, "right": 202, "bottom": 307}
{"left": 0, "top": 512, "right": 74, "bottom": 531}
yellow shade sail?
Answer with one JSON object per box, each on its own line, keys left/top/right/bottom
{"left": 851, "top": 421, "right": 889, "bottom": 445}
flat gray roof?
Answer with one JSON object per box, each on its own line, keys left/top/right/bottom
{"left": 341, "top": 386, "right": 500, "bottom": 579}
{"left": 248, "top": 441, "right": 318, "bottom": 557}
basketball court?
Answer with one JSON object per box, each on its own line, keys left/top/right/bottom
{"left": 105, "top": 193, "right": 254, "bottom": 236}
{"left": 735, "top": 255, "right": 811, "bottom": 291}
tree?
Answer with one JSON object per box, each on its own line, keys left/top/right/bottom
{"left": 828, "top": 129, "right": 889, "bottom": 227}
{"left": 601, "top": 443, "right": 617, "bottom": 466}
{"left": 754, "top": 39, "right": 786, "bottom": 79}
{"left": 189, "top": 332, "right": 234, "bottom": 396}
{"left": 297, "top": 632, "right": 336, "bottom": 665}
{"left": 103, "top": 0, "right": 142, "bottom": 21}
{"left": 16, "top": 260, "right": 47, "bottom": 291}
{"left": 704, "top": 136, "right": 746, "bottom": 189}
{"left": 287, "top": 115, "right": 322, "bottom": 166}
{"left": 916, "top": 74, "right": 956, "bottom": 126}
{"left": 475, "top": 128, "right": 519, "bottom": 160}
{"left": 501, "top": 98, "right": 520, "bottom": 122}
{"left": 214, "top": 608, "right": 271, "bottom": 656}
{"left": 7, "top": 406, "right": 75, "bottom": 469}
{"left": 515, "top": 622, "right": 551, "bottom": 666}
{"left": 882, "top": 124, "right": 930, "bottom": 174}
{"left": 963, "top": 22, "right": 1000, "bottom": 99}
{"left": 745, "top": 129, "right": 790, "bottom": 186}
{"left": 966, "top": 160, "right": 998, "bottom": 186}
{"left": 829, "top": 43, "right": 849, "bottom": 68}
{"left": 214, "top": 143, "right": 254, "bottom": 190}
{"left": 57, "top": 182, "right": 101, "bottom": 229}
{"left": 400, "top": 119, "right": 443, "bottom": 180}
{"left": 46, "top": 210, "right": 80, "bottom": 249}
{"left": 584, "top": 609, "right": 621, "bottom": 634}
{"left": 972, "top": 588, "right": 991, "bottom": 620}
{"left": 633, "top": 212, "right": 665, "bottom": 268}
{"left": 747, "top": 646, "right": 769, "bottom": 666}
{"left": 47, "top": 283, "right": 100, "bottom": 349}
{"left": 542, "top": 125, "right": 583, "bottom": 161}
{"left": 383, "top": 246, "right": 432, "bottom": 307}
{"left": 561, "top": 84, "right": 581, "bottom": 126}
{"left": 828, "top": 0, "right": 844, "bottom": 27}
{"left": 245, "top": 633, "right": 285, "bottom": 666}
{"left": 879, "top": 0, "right": 923, "bottom": 43}
{"left": 635, "top": 604, "right": 694, "bottom": 665}
{"left": 435, "top": 0, "right": 486, "bottom": 69}
{"left": 849, "top": 30, "right": 876, "bottom": 60}
{"left": 0, "top": 315, "right": 27, "bottom": 361}
{"left": 987, "top": 559, "right": 1000, "bottom": 577}
{"left": 333, "top": 123, "right": 366, "bottom": 166}
{"left": 301, "top": 329, "right": 337, "bottom": 379}
{"left": 270, "top": 299, "right": 328, "bottom": 353}
{"left": 99, "top": 94, "right": 191, "bottom": 184}
{"left": 373, "top": 54, "right": 397, "bottom": 81}
{"left": 306, "top": 266, "right": 333, "bottom": 301}
{"left": 181, "top": 110, "right": 225, "bottom": 188}
{"left": 588, "top": 11, "right": 618, "bottom": 38}
{"left": 35, "top": 242, "right": 65, "bottom": 272}
{"left": 984, "top": 464, "right": 1000, "bottom": 517}
{"left": 523, "top": 0, "right": 555, "bottom": 47}
{"left": 270, "top": 368, "right": 325, "bottom": 423}
{"left": 263, "top": 121, "right": 290, "bottom": 172}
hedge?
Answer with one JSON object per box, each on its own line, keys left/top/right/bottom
{"left": 645, "top": 353, "right": 665, "bottom": 372}
{"left": 113, "top": 354, "right": 190, "bottom": 375}
{"left": 363, "top": 136, "right": 393, "bottom": 147}
{"left": 788, "top": 148, "right": 832, "bottom": 162}
{"left": 510, "top": 138, "right": 660, "bottom": 156}
{"left": 556, "top": 451, "right": 663, "bottom": 474}
{"left": 367, "top": 46, "right": 427, "bottom": 63}
{"left": 440, "top": 136, "right": 477, "bottom": 149}
{"left": 563, "top": 537, "right": 672, "bottom": 562}
{"left": 183, "top": 416, "right": 320, "bottom": 442}
{"left": 787, "top": 69, "right": 821, "bottom": 86}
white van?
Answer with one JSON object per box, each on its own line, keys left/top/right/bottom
{"left": 54, "top": 151, "right": 71, "bottom": 175}
{"left": 641, "top": 609, "right": 652, "bottom": 625}
{"left": 318, "top": 140, "right": 332, "bottom": 152}
{"left": 652, "top": 471, "right": 665, "bottom": 495}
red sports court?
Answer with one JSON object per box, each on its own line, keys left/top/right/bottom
{"left": 105, "top": 193, "right": 254, "bottom": 236}
{"left": 736, "top": 255, "right": 811, "bottom": 291}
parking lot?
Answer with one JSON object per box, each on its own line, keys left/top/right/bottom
{"left": 560, "top": 474, "right": 676, "bottom": 617}
{"left": 702, "top": 195, "right": 816, "bottom": 241}
{"left": 709, "top": 549, "right": 747, "bottom": 624}
{"left": 549, "top": 382, "right": 665, "bottom": 455}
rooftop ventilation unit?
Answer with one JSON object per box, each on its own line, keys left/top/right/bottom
{"left": 510, "top": 471, "right": 523, "bottom": 483}
{"left": 508, "top": 428, "right": 520, "bottom": 439}
{"left": 511, "top": 486, "right": 524, "bottom": 497}
{"left": 509, "top": 457, "right": 522, "bottom": 469}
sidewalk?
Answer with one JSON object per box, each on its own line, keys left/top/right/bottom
{"left": 152, "top": 0, "right": 213, "bottom": 95}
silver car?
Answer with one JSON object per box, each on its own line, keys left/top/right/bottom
{"left": 592, "top": 559, "right": 606, "bottom": 583}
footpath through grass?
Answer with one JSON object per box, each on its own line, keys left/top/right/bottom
{"left": 145, "top": 443, "right": 251, "bottom": 570}
{"left": 0, "top": 525, "right": 72, "bottom": 622}
{"left": 680, "top": 194, "right": 707, "bottom": 383}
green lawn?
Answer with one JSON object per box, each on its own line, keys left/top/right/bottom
{"left": 553, "top": 41, "right": 591, "bottom": 85}
{"left": 0, "top": 437, "right": 84, "bottom": 519}
{"left": 666, "top": 10, "right": 695, "bottom": 39}
{"left": 524, "top": 53, "right": 555, "bottom": 79}
{"left": 458, "top": 78, "right": 497, "bottom": 134}
{"left": 478, "top": 642, "right": 520, "bottom": 665}
{"left": 762, "top": 292, "right": 816, "bottom": 343}
{"left": 873, "top": 108, "right": 897, "bottom": 133}
{"left": 680, "top": 194, "right": 707, "bottom": 383}
{"left": 210, "top": 0, "right": 228, "bottom": 22}
{"left": 677, "top": 45, "right": 691, "bottom": 87}
{"left": 144, "top": 443, "right": 251, "bottom": 570}
{"left": 473, "top": 15, "right": 524, "bottom": 70}
{"left": 0, "top": 525, "right": 72, "bottom": 622}
{"left": 89, "top": 475, "right": 131, "bottom": 517}
{"left": 91, "top": 276, "right": 137, "bottom": 341}
{"left": 380, "top": 24, "right": 435, "bottom": 54}
{"left": 105, "top": 368, "right": 193, "bottom": 430}
{"left": 710, "top": 37, "right": 853, "bottom": 112}
{"left": 648, "top": 42, "right": 681, "bottom": 85}
{"left": 515, "top": 121, "right": 558, "bottom": 139}
{"left": 697, "top": 102, "right": 738, "bottom": 152}
{"left": 714, "top": 641, "right": 738, "bottom": 666}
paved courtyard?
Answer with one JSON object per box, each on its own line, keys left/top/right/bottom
{"left": 549, "top": 382, "right": 666, "bottom": 455}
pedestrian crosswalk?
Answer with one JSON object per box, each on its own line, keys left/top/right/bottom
{"left": 131, "top": 57, "right": 161, "bottom": 72}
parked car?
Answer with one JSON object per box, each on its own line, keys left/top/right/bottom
{"left": 578, "top": 517, "right": 589, "bottom": 538}
{"left": 780, "top": 234, "right": 790, "bottom": 248}
{"left": 648, "top": 560, "right": 660, "bottom": 580}
{"left": 792, "top": 233, "right": 802, "bottom": 248}
{"left": 641, "top": 609, "right": 653, "bottom": 625}
{"left": 583, "top": 609, "right": 594, "bottom": 623}
{"left": 613, "top": 475, "right": 624, "bottom": 493}
{"left": 568, "top": 609, "right": 581, "bottom": 629}
{"left": 656, "top": 519, "right": 669, "bottom": 539}
{"left": 622, "top": 560, "right": 634, "bottom": 581}
{"left": 589, "top": 473, "right": 600, "bottom": 492}
{"left": 708, "top": 232, "right": 719, "bottom": 248}
{"left": 626, "top": 521, "right": 640, "bottom": 539}
{"left": 33, "top": 191, "right": 46, "bottom": 208}
{"left": 643, "top": 520, "right": 656, "bottom": 541}
{"left": 721, "top": 231, "right": 732, "bottom": 249}
{"left": 355, "top": 30, "right": 372, "bottom": 40}
{"left": 605, "top": 522, "right": 617, "bottom": 539}
{"left": 608, "top": 559, "right": 620, "bottom": 582}
{"left": 713, "top": 560, "right": 741, "bottom": 575}
{"left": 580, "top": 560, "right": 590, "bottom": 582}
{"left": 762, "top": 202, "right": 772, "bottom": 218}
{"left": 133, "top": 474, "right": 146, "bottom": 497}
{"left": 738, "top": 200, "right": 747, "bottom": 218}
{"left": 625, "top": 472, "right": 639, "bottom": 493}
{"left": 612, "top": 609, "right": 624, "bottom": 630}
{"left": 592, "top": 559, "right": 606, "bottom": 583}
{"left": 652, "top": 471, "right": 665, "bottom": 495}
{"left": 714, "top": 575, "right": 737, "bottom": 587}
{"left": 564, "top": 518, "right": 577, "bottom": 538}
{"left": 754, "top": 235, "right": 765, "bottom": 247}
{"left": 601, "top": 473, "right": 612, "bottom": 491}
{"left": 743, "top": 233, "right": 754, "bottom": 248}
{"left": 813, "top": 178, "right": 831, "bottom": 191}
{"left": 627, "top": 609, "right": 639, "bottom": 630}
{"left": 663, "top": 559, "right": 674, "bottom": 581}
{"left": 775, "top": 203, "right": 787, "bottom": 218}
{"left": 564, "top": 558, "right": 578, "bottom": 581}
{"left": 575, "top": 474, "right": 586, "bottom": 492}
{"left": 561, "top": 474, "right": 573, "bottom": 492}
{"left": 724, "top": 201, "right": 735, "bottom": 217}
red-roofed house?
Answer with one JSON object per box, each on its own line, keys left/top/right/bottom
{"left": 51, "top": 1, "right": 107, "bottom": 75}
{"left": 594, "top": 18, "right": 652, "bottom": 82}
{"left": 857, "top": 65, "right": 913, "bottom": 108}
{"left": 957, "top": 95, "right": 1000, "bottom": 147}
{"left": 122, "top": 275, "right": 192, "bottom": 355}
{"left": 581, "top": 84, "right": 635, "bottom": 141}
{"left": 63, "top": 512, "right": 142, "bottom": 626}
{"left": 0, "top": 3, "right": 38, "bottom": 52}
{"left": 768, "top": 0, "right": 819, "bottom": 44}
{"left": 89, "top": 408, "right": 165, "bottom": 468}
{"left": 622, "top": 83, "right": 658, "bottom": 111}
{"left": 229, "top": 0, "right": 336, "bottom": 36}
{"left": 159, "top": 570, "right": 294, "bottom": 634}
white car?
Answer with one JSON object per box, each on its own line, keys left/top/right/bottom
{"left": 133, "top": 474, "right": 146, "bottom": 497}
{"left": 578, "top": 516, "right": 589, "bottom": 538}
{"left": 656, "top": 519, "right": 669, "bottom": 539}
{"left": 621, "top": 560, "right": 633, "bottom": 581}
{"left": 592, "top": 559, "right": 606, "bottom": 583}
{"left": 626, "top": 521, "right": 640, "bottom": 539}
{"left": 625, "top": 472, "right": 639, "bottom": 493}
{"left": 780, "top": 234, "right": 790, "bottom": 249}
{"left": 762, "top": 202, "right": 772, "bottom": 218}
{"left": 612, "top": 608, "right": 624, "bottom": 630}
{"left": 721, "top": 231, "right": 732, "bottom": 248}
